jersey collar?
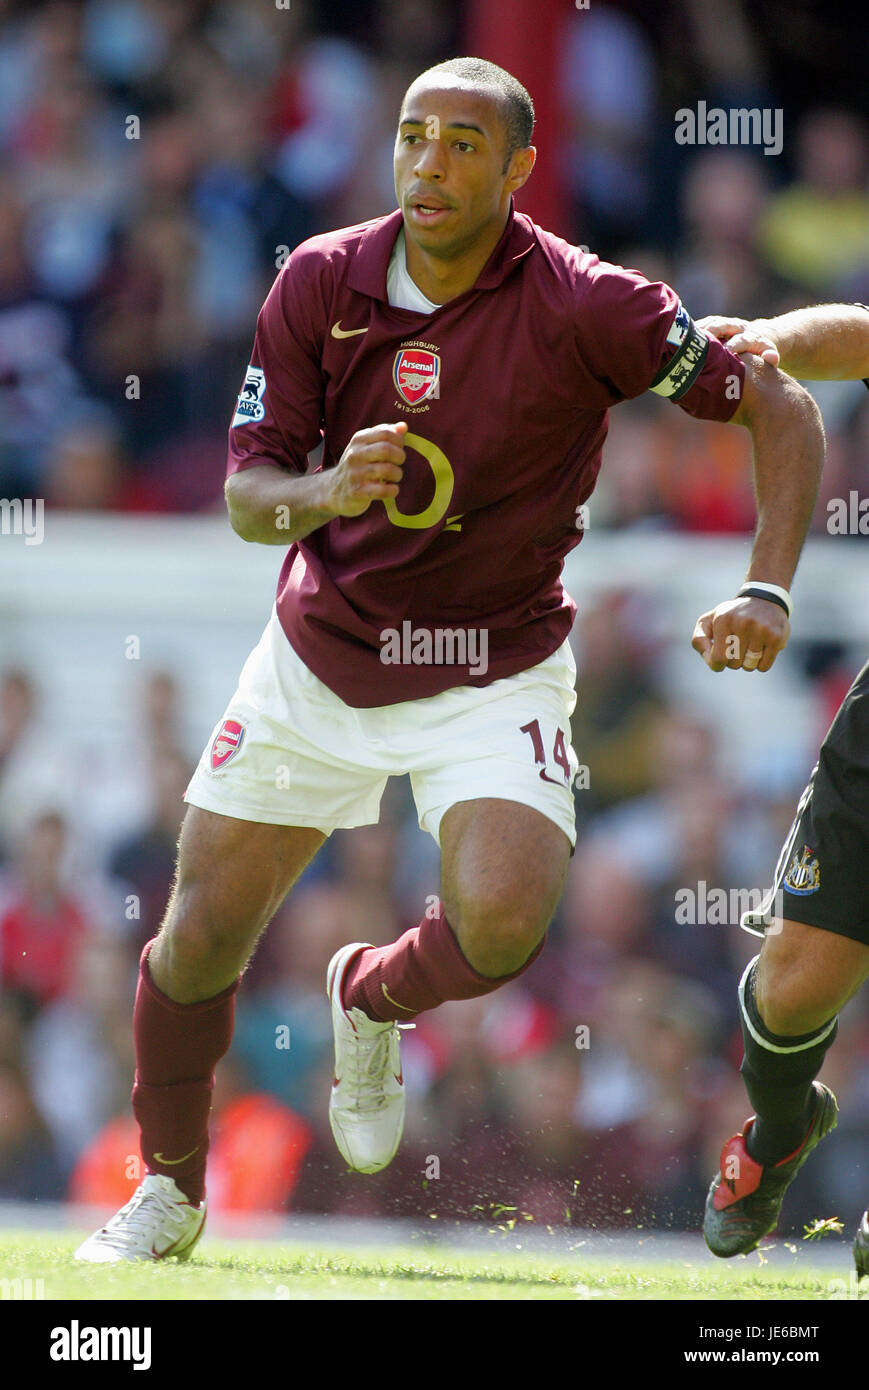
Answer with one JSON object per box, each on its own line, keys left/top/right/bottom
{"left": 347, "top": 199, "right": 538, "bottom": 302}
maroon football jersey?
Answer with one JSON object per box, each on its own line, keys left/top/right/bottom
{"left": 227, "top": 205, "right": 745, "bottom": 707}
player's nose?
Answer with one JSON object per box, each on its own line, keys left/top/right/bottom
{"left": 412, "top": 142, "right": 446, "bottom": 179}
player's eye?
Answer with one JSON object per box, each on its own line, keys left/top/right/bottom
{"left": 454, "top": 141, "right": 475, "bottom": 153}
{"left": 401, "top": 133, "right": 421, "bottom": 145}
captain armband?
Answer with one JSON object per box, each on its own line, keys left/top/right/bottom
{"left": 648, "top": 302, "right": 709, "bottom": 401}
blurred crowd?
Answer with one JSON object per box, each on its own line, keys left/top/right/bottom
{"left": 0, "top": 0, "right": 867, "bottom": 521}
{"left": 2, "top": 0, "right": 868, "bottom": 1233}
{"left": 2, "top": 590, "right": 867, "bottom": 1232}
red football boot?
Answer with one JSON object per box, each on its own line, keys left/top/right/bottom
{"left": 703, "top": 1083, "right": 838, "bottom": 1257}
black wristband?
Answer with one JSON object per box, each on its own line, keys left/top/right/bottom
{"left": 737, "top": 586, "right": 790, "bottom": 617}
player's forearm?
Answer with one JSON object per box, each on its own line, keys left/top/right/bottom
{"left": 761, "top": 305, "right": 869, "bottom": 381}
{"left": 225, "top": 464, "right": 338, "bottom": 545}
{"left": 733, "top": 361, "right": 825, "bottom": 589}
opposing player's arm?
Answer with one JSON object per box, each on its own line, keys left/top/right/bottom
{"left": 225, "top": 425, "right": 408, "bottom": 545}
{"left": 698, "top": 305, "right": 869, "bottom": 381}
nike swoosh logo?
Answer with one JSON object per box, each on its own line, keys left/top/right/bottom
{"left": 381, "top": 982, "right": 415, "bottom": 1013}
{"left": 154, "top": 1146, "right": 200, "bottom": 1166}
{"left": 331, "top": 321, "right": 368, "bottom": 339}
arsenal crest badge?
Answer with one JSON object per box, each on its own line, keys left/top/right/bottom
{"left": 211, "top": 718, "right": 245, "bottom": 770}
{"left": 393, "top": 348, "right": 440, "bottom": 405}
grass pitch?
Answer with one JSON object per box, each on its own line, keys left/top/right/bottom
{"left": 0, "top": 1229, "right": 857, "bottom": 1301}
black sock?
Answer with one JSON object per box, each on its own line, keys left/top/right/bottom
{"left": 738, "top": 956, "right": 837, "bottom": 1166}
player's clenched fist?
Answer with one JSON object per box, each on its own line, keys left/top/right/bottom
{"left": 691, "top": 596, "right": 790, "bottom": 673}
{"left": 326, "top": 422, "right": 408, "bottom": 518}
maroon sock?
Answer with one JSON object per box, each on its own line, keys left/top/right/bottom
{"left": 131, "top": 941, "right": 238, "bottom": 1205}
{"left": 342, "top": 901, "right": 546, "bottom": 1022}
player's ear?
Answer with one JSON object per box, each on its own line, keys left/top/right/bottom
{"left": 505, "top": 145, "right": 535, "bottom": 193}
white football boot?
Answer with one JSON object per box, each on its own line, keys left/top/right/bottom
{"left": 74, "top": 1173, "right": 206, "bottom": 1263}
{"left": 327, "top": 942, "right": 411, "bottom": 1174}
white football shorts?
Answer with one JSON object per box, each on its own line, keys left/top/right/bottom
{"left": 184, "top": 606, "right": 579, "bottom": 847}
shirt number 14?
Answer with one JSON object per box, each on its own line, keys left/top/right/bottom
{"left": 520, "top": 719, "right": 572, "bottom": 785}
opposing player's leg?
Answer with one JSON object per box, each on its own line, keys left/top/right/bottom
{"left": 705, "top": 662, "right": 869, "bottom": 1258}
{"left": 75, "top": 807, "right": 324, "bottom": 1262}
{"left": 704, "top": 917, "right": 868, "bottom": 1256}
{"left": 748, "top": 916, "right": 868, "bottom": 1153}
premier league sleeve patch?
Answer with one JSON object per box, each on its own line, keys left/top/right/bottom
{"left": 231, "top": 366, "right": 267, "bottom": 427}
{"left": 649, "top": 302, "right": 709, "bottom": 400}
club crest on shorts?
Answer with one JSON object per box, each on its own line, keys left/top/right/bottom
{"left": 211, "top": 719, "right": 245, "bottom": 770}
{"left": 783, "top": 845, "right": 820, "bottom": 895}
{"left": 393, "top": 348, "right": 440, "bottom": 405}
{"left": 231, "top": 366, "right": 266, "bottom": 426}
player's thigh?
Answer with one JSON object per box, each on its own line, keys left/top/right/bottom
{"left": 170, "top": 804, "right": 325, "bottom": 931}
{"left": 156, "top": 806, "right": 325, "bottom": 992}
{"left": 410, "top": 637, "right": 578, "bottom": 859}
{"left": 755, "top": 917, "right": 869, "bottom": 1035}
{"left": 751, "top": 667, "right": 869, "bottom": 1032}
{"left": 439, "top": 797, "right": 571, "bottom": 950}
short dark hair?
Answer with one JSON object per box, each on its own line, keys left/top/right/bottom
{"left": 410, "top": 57, "right": 535, "bottom": 169}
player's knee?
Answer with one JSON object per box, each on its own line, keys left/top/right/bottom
{"left": 448, "top": 886, "right": 549, "bottom": 978}
{"left": 459, "top": 924, "right": 544, "bottom": 978}
{"left": 159, "top": 883, "right": 251, "bottom": 979}
{"left": 754, "top": 961, "right": 838, "bottom": 1037}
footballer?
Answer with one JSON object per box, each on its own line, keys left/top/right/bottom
{"left": 75, "top": 58, "right": 824, "bottom": 1262}
{"left": 694, "top": 303, "right": 869, "bottom": 1278}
